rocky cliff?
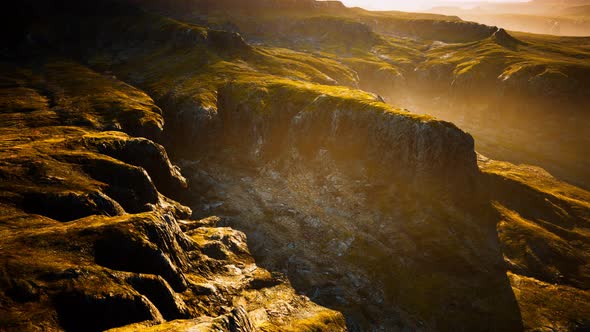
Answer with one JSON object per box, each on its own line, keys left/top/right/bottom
{"left": 156, "top": 1, "right": 590, "bottom": 189}
{"left": 0, "top": 59, "right": 346, "bottom": 331}
{"left": 187, "top": 80, "right": 590, "bottom": 331}
{"left": 2, "top": 1, "right": 590, "bottom": 331}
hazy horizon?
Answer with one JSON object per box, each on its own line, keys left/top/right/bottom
{"left": 4, "top": 1, "right": 590, "bottom": 332}
{"left": 339, "top": 0, "right": 531, "bottom": 11}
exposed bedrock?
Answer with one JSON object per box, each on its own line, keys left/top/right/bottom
{"left": 0, "top": 61, "right": 346, "bottom": 331}
{"left": 53, "top": 291, "right": 164, "bottom": 332}
{"left": 93, "top": 215, "right": 192, "bottom": 292}
{"left": 2, "top": 205, "right": 346, "bottom": 331}
{"left": 215, "top": 82, "right": 479, "bottom": 196}
{"left": 81, "top": 133, "right": 189, "bottom": 198}
{"left": 3, "top": 3, "right": 589, "bottom": 330}
{"left": 127, "top": 274, "right": 191, "bottom": 321}
{"left": 180, "top": 78, "right": 589, "bottom": 330}
{"left": 177, "top": 82, "right": 527, "bottom": 331}
{"left": 11, "top": 138, "right": 191, "bottom": 222}
{"left": 22, "top": 191, "right": 125, "bottom": 222}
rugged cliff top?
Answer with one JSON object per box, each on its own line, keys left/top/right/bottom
{"left": 0, "top": 57, "right": 348, "bottom": 331}
{"left": 2, "top": 0, "right": 590, "bottom": 331}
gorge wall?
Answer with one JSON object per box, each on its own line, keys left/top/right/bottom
{"left": 2, "top": 1, "right": 590, "bottom": 331}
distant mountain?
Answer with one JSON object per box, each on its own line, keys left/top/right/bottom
{"left": 2, "top": 1, "right": 590, "bottom": 331}
{"left": 560, "top": 4, "right": 590, "bottom": 15}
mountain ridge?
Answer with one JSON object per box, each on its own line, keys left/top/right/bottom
{"left": 1, "top": 0, "right": 589, "bottom": 331}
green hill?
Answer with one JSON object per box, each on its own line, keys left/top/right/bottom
{"left": 1, "top": 1, "right": 589, "bottom": 331}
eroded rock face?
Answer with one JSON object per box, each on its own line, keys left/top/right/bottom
{"left": 185, "top": 160, "right": 522, "bottom": 331}
{"left": 216, "top": 81, "right": 478, "bottom": 194}
{"left": 22, "top": 191, "right": 125, "bottom": 222}
{"left": 182, "top": 74, "right": 589, "bottom": 331}
{"left": 82, "top": 133, "right": 188, "bottom": 198}
{"left": 127, "top": 274, "right": 191, "bottom": 321}
{"left": 54, "top": 291, "right": 164, "bottom": 332}
{"left": 1, "top": 208, "right": 345, "bottom": 331}
{"left": 3, "top": 1, "right": 590, "bottom": 331}
{"left": 93, "top": 217, "right": 191, "bottom": 292}
{"left": 0, "top": 61, "right": 345, "bottom": 332}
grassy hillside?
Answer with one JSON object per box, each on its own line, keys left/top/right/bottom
{"left": 0, "top": 55, "right": 347, "bottom": 331}
{"left": 2, "top": 0, "right": 590, "bottom": 331}
{"left": 142, "top": 0, "right": 590, "bottom": 188}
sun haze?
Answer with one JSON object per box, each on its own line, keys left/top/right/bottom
{"left": 339, "top": 0, "right": 530, "bottom": 11}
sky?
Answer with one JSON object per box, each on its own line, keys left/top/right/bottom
{"left": 339, "top": 0, "right": 530, "bottom": 11}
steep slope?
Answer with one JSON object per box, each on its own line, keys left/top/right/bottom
{"left": 139, "top": 0, "right": 590, "bottom": 189}
{"left": 181, "top": 79, "right": 589, "bottom": 330}
{"left": 2, "top": 1, "right": 590, "bottom": 331}
{"left": 0, "top": 59, "right": 345, "bottom": 331}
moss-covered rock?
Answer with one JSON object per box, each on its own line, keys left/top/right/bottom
{"left": 0, "top": 50, "right": 344, "bottom": 332}
{"left": 3, "top": 1, "right": 590, "bottom": 331}
{"left": 81, "top": 132, "right": 188, "bottom": 199}
{"left": 215, "top": 79, "right": 477, "bottom": 193}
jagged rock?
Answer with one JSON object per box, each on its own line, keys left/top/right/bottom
{"left": 83, "top": 133, "right": 188, "bottom": 198}
{"left": 161, "top": 195, "right": 194, "bottom": 219}
{"left": 0, "top": 49, "right": 346, "bottom": 332}
{"left": 53, "top": 291, "right": 164, "bottom": 332}
{"left": 178, "top": 216, "right": 221, "bottom": 232}
{"left": 57, "top": 153, "right": 160, "bottom": 214}
{"left": 22, "top": 190, "right": 125, "bottom": 222}
{"left": 108, "top": 306, "right": 255, "bottom": 332}
{"left": 188, "top": 227, "right": 253, "bottom": 264}
{"left": 127, "top": 274, "right": 191, "bottom": 320}
{"left": 3, "top": 1, "right": 590, "bottom": 332}
{"left": 94, "top": 217, "right": 191, "bottom": 292}
{"left": 214, "top": 306, "right": 254, "bottom": 332}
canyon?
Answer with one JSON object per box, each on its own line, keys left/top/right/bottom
{"left": 1, "top": 0, "right": 589, "bottom": 331}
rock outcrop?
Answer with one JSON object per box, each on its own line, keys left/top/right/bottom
{"left": 3, "top": 1, "right": 590, "bottom": 331}
{"left": 0, "top": 60, "right": 345, "bottom": 331}
{"left": 490, "top": 27, "right": 524, "bottom": 49}
{"left": 82, "top": 133, "right": 188, "bottom": 199}
{"left": 215, "top": 81, "right": 478, "bottom": 193}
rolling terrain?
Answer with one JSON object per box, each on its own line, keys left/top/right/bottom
{"left": 429, "top": 0, "right": 590, "bottom": 36}
{"left": 1, "top": 0, "right": 589, "bottom": 331}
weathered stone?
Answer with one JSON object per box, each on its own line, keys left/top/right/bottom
{"left": 53, "top": 291, "right": 164, "bottom": 332}
{"left": 22, "top": 190, "right": 125, "bottom": 222}
{"left": 127, "top": 274, "right": 191, "bottom": 320}
{"left": 94, "top": 223, "right": 189, "bottom": 292}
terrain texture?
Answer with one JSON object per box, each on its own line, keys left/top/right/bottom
{"left": 429, "top": 0, "right": 590, "bottom": 36}
{"left": 1, "top": 0, "right": 590, "bottom": 331}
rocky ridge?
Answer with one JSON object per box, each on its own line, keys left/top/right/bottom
{"left": 0, "top": 59, "right": 345, "bottom": 331}
{"left": 150, "top": 0, "right": 590, "bottom": 189}
{"left": 2, "top": 1, "right": 590, "bottom": 331}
